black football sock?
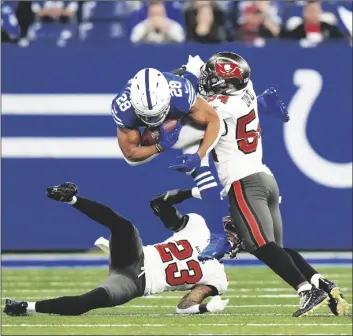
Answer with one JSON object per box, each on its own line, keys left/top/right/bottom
{"left": 284, "top": 248, "right": 319, "bottom": 280}
{"left": 72, "top": 196, "right": 134, "bottom": 236}
{"left": 35, "top": 287, "right": 111, "bottom": 316}
{"left": 252, "top": 242, "right": 308, "bottom": 290}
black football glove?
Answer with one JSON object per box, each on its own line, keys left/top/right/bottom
{"left": 46, "top": 182, "right": 78, "bottom": 202}
{"left": 150, "top": 189, "right": 192, "bottom": 215}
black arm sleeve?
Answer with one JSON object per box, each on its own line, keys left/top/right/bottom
{"left": 150, "top": 189, "right": 194, "bottom": 232}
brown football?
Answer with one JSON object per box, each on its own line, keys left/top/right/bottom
{"left": 140, "top": 118, "right": 178, "bottom": 146}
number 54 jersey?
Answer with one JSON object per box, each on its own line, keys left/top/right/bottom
{"left": 208, "top": 80, "right": 269, "bottom": 195}
{"left": 142, "top": 214, "right": 229, "bottom": 296}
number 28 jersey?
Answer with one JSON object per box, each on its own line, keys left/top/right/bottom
{"left": 142, "top": 214, "right": 228, "bottom": 296}
{"left": 111, "top": 72, "right": 197, "bottom": 129}
{"left": 208, "top": 81, "right": 269, "bottom": 194}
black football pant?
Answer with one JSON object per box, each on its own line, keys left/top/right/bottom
{"left": 36, "top": 197, "right": 145, "bottom": 315}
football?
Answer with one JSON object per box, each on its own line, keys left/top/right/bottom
{"left": 140, "top": 118, "right": 178, "bottom": 146}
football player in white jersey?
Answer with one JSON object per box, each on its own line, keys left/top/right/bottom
{"left": 111, "top": 60, "right": 291, "bottom": 263}
{"left": 4, "top": 183, "right": 238, "bottom": 317}
{"left": 194, "top": 52, "right": 349, "bottom": 318}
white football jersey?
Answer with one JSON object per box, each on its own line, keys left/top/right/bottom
{"left": 207, "top": 80, "right": 271, "bottom": 194}
{"left": 143, "top": 213, "right": 228, "bottom": 296}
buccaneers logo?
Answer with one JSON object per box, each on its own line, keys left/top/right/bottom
{"left": 215, "top": 61, "right": 243, "bottom": 80}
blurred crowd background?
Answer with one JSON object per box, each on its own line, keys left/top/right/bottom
{"left": 1, "top": 0, "right": 352, "bottom": 47}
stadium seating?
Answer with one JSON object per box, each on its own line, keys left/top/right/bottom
{"left": 1, "top": 1, "right": 21, "bottom": 39}
{"left": 127, "top": 1, "right": 185, "bottom": 34}
{"left": 2, "top": 0, "right": 351, "bottom": 44}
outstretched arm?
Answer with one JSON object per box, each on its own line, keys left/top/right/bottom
{"left": 189, "top": 97, "right": 222, "bottom": 159}
{"left": 176, "top": 285, "right": 229, "bottom": 314}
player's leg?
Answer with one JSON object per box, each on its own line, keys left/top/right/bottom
{"left": 98, "top": 272, "right": 145, "bottom": 306}
{"left": 182, "top": 140, "right": 231, "bottom": 259}
{"left": 268, "top": 179, "right": 349, "bottom": 316}
{"left": 228, "top": 173, "right": 328, "bottom": 317}
{"left": 173, "top": 122, "right": 231, "bottom": 258}
{"left": 4, "top": 273, "right": 145, "bottom": 316}
{"left": 71, "top": 196, "right": 144, "bottom": 270}
{"left": 46, "top": 183, "right": 144, "bottom": 270}
{"left": 283, "top": 247, "right": 349, "bottom": 316}
{"left": 4, "top": 288, "right": 112, "bottom": 316}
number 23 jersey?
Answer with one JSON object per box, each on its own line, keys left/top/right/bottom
{"left": 142, "top": 213, "right": 228, "bottom": 296}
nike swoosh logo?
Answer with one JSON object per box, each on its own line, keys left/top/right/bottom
{"left": 301, "top": 295, "right": 312, "bottom": 309}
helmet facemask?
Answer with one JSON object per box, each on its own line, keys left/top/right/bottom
{"left": 198, "top": 68, "right": 228, "bottom": 98}
{"left": 222, "top": 216, "right": 245, "bottom": 259}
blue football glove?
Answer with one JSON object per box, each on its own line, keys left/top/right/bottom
{"left": 169, "top": 153, "right": 201, "bottom": 174}
{"left": 158, "top": 121, "right": 182, "bottom": 150}
{"left": 257, "top": 87, "right": 290, "bottom": 122}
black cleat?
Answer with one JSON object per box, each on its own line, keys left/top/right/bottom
{"left": 319, "top": 278, "right": 349, "bottom": 316}
{"left": 46, "top": 182, "right": 78, "bottom": 202}
{"left": 4, "top": 299, "right": 28, "bottom": 316}
{"left": 292, "top": 287, "right": 329, "bottom": 317}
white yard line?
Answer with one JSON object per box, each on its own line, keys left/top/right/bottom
{"left": 112, "top": 304, "right": 353, "bottom": 308}
{"left": 3, "top": 275, "right": 351, "bottom": 283}
{"left": 2, "top": 279, "right": 352, "bottom": 286}
{"left": 87, "top": 313, "right": 348, "bottom": 317}
{"left": 184, "top": 334, "right": 350, "bottom": 336}
{"left": 2, "top": 251, "right": 352, "bottom": 260}
{"left": 3, "top": 288, "right": 352, "bottom": 295}
{"left": 229, "top": 275, "right": 353, "bottom": 283}
{"left": 2, "top": 323, "right": 352, "bottom": 327}
{"left": 2, "top": 291, "right": 351, "bottom": 299}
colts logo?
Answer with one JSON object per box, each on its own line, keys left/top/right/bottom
{"left": 215, "top": 62, "right": 243, "bottom": 80}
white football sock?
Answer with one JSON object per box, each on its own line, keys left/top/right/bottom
{"left": 310, "top": 273, "right": 323, "bottom": 288}
{"left": 66, "top": 196, "right": 77, "bottom": 205}
{"left": 27, "top": 301, "right": 36, "bottom": 312}
{"left": 297, "top": 283, "right": 312, "bottom": 293}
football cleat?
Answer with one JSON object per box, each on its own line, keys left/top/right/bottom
{"left": 318, "top": 278, "right": 349, "bottom": 316}
{"left": 292, "top": 287, "right": 329, "bottom": 317}
{"left": 198, "top": 233, "right": 233, "bottom": 261}
{"left": 46, "top": 182, "right": 78, "bottom": 202}
{"left": 258, "top": 87, "right": 290, "bottom": 122}
{"left": 4, "top": 299, "right": 28, "bottom": 316}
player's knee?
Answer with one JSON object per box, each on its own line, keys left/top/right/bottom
{"left": 247, "top": 240, "right": 276, "bottom": 254}
{"left": 276, "top": 240, "right": 284, "bottom": 248}
{"left": 242, "top": 239, "right": 259, "bottom": 253}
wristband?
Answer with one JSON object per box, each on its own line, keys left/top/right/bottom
{"left": 155, "top": 143, "right": 165, "bottom": 153}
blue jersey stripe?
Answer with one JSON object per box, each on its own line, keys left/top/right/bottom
{"left": 145, "top": 68, "right": 152, "bottom": 110}
{"left": 2, "top": 115, "right": 117, "bottom": 137}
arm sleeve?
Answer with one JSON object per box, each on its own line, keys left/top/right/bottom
{"left": 182, "top": 71, "right": 198, "bottom": 92}
{"left": 327, "top": 24, "right": 345, "bottom": 38}
{"left": 150, "top": 189, "right": 194, "bottom": 232}
{"left": 165, "top": 73, "right": 197, "bottom": 113}
{"left": 111, "top": 83, "right": 136, "bottom": 128}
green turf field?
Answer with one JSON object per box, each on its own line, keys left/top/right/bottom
{"left": 2, "top": 266, "right": 352, "bottom": 335}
